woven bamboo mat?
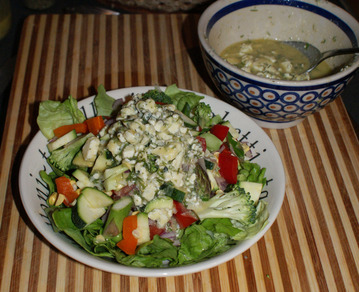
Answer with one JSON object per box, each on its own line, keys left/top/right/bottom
{"left": 0, "top": 14, "right": 358, "bottom": 292}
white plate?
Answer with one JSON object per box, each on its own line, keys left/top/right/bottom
{"left": 19, "top": 86, "right": 285, "bottom": 277}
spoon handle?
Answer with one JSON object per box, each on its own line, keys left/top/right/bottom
{"left": 322, "top": 47, "right": 359, "bottom": 60}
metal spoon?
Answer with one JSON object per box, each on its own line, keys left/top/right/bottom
{"left": 284, "top": 41, "right": 359, "bottom": 74}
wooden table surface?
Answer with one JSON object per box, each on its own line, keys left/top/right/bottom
{"left": 0, "top": 14, "right": 358, "bottom": 292}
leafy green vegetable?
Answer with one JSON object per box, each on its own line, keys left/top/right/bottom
{"left": 232, "top": 201, "right": 269, "bottom": 241}
{"left": 37, "top": 96, "right": 86, "bottom": 139}
{"left": 47, "top": 133, "right": 93, "bottom": 172}
{"left": 117, "top": 236, "right": 178, "bottom": 267}
{"left": 143, "top": 154, "right": 159, "bottom": 173}
{"left": 40, "top": 170, "right": 56, "bottom": 194}
{"left": 94, "top": 84, "right": 116, "bottom": 116}
{"left": 165, "top": 84, "right": 203, "bottom": 112}
{"left": 192, "top": 102, "right": 222, "bottom": 129}
{"left": 201, "top": 218, "right": 241, "bottom": 237}
{"left": 142, "top": 89, "right": 172, "bottom": 104}
{"left": 233, "top": 161, "right": 267, "bottom": 186}
{"left": 178, "top": 224, "right": 235, "bottom": 265}
{"left": 187, "top": 190, "right": 257, "bottom": 224}
{"left": 50, "top": 207, "right": 115, "bottom": 257}
{"left": 227, "top": 132, "right": 245, "bottom": 159}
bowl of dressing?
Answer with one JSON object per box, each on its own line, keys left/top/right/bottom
{"left": 198, "top": 0, "right": 359, "bottom": 128}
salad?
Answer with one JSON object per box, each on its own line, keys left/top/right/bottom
{"left": 37, "top": 85, "right": 269, "bottom": 267}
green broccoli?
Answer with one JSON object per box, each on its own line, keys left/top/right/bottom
{"left": 48, "top": 133, "right": 93, "bottom": 173}
{"left": 192, "top": 102, "right": 222, "bottom": 129}
{"left": 187, "top": 190, "right": 257, "bottom": 225}
{"left": 142, "top": 89, "right": 172, "bottom": 104}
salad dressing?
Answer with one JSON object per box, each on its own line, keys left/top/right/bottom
{"left": 220, "top": 39, "right": 332, "bottom": 80}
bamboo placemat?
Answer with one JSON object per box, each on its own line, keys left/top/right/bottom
{"left": 0, "top": 14, "right": 358, "bottom": 292}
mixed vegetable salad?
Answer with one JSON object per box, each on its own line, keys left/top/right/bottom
{"left": 37, "top": 85, "right": 269, "bottom": 267}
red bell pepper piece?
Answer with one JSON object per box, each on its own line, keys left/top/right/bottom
{"left": 53, "top": 123, "right": 88, "bottom": 137}
{"left": 196, "top": 136, "right": 207, "bottom": 152}
{"left": 85, "top": 116, "right": 105, "bottom": 136}
{"left": 210, "top": 124, "right": 229, "bottom": 141}
{"left": 117, "top": 215, "right": 138, "bottom": 255}
{"left": 149, "top": 223, "right": 165, "bottom": 240}
{"left": 218, "top": 149, "right": 238, "bottom": 184}
{"left": 173, "top": 201, "right": 198, "bottom": 229}
{"left": 55, "top": 176, "right": 79, "bottom": 206}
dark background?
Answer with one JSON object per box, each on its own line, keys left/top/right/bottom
{"left": 1, "top": 0, "right": 358, "bottom": 141}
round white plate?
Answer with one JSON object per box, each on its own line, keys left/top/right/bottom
{"left": 19, "top": 86, "right": 285, "bottom": 277}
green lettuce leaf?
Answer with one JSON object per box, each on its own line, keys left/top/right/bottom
{"left": 37, "top": 96, "right": 86, "bottom": 139}
{"left": 116, "top": 235, "right": 178, "bottom": 267}
{"left": 94, "top": 84, "right": 116, "bottom": 116}
{"left": 201, "top": 218, "right": 241, "bottom": 237}
{"left": 50, "top": 208, "right": 114, "bottom": 258}
{"left": 178, "top": 224, "right": 235, "bottom": 265}
{"left": 165, "top": 84, "right": 204, "bottom": 112}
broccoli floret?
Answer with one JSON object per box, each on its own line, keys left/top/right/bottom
{"left": 48, "top": 133, "right": 93, "bottom": 172}
{"left": 192, "top": 102, "right": 222, "bottom": 129}
{"left": 142, "top": 89, "right": 172, "bottom": 104}
{"left": 187, "top": 190, "right": 257, "bottom": 225}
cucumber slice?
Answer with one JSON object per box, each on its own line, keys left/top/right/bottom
{"left": 103, "top": 164, "right": 129, "bottom": 192}
{"left": 47, "top": 129, "right": 77, "bottom": 152}
{"left": 134, "top": 213, "right": 150, "bottom": 245}
{"left": 103, "top": 196, "right": 133, "bottom": 240}
{"left": 199, "top": 132, "right": 222, "bottom": 152}
{"left": 72, "top": 169, "right": 94, "bottom": 188}
{"left": 103, "top": 164, "right": 128, "bottom": 180}
{"left": 144, "top": 197, "right": 173, "bottom": 213}
{"left": 91, "top": 151, "right": 114, "bottom": 174}
{"left": 72, "top": 187, "right": 113, "bottom": 228}
{"left": 239, "top": 181, "right": 263, "bottom": 204}
{"left": 160, "top": 183, "right": 185, "bottom": 202}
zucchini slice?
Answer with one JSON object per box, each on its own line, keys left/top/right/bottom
{"left": 72, "top": 187, "right": 113, "bottom": 228}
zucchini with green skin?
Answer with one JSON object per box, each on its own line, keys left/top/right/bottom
{"left": 48, "top": 133, "right": 94, "bottom": 172}
{"left": 199, "top": 132, "right": 222, "bottom": 152}
{"left": 160, "top": 183, "right": 186, "bottom": 202}
{"left": 103, "top": 196, "right": 133, "bottom": 242}
{"left": 47, "top": 129, "right": 77, "bottom": 152}
{"left": 103, "top": 164, "right": 128, "bottom": 180}
{"left": 144, "top": 197, "right": 173, "bottom": 213}
{"left": 91, "top": 151, "right": 114, "bottom": 174}
{"left": 134, "top": 213, "right": 150, "bottom": 245}
{"left": 72, "top": 169, "right": 94, "bottom": 188}
{"left": 72, "top": 187, "right": 114, "bottom": 228}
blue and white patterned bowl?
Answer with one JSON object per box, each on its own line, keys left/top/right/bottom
{"left": 198, "top": 0, "right": 359, "bottom": 128}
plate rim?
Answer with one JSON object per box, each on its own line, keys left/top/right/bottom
{"left": 19, "top": 86, "right": 286, "bottom": 277}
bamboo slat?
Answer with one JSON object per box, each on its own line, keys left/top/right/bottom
{"left": 0, "top": 14, "right": 358, "bottom": 292}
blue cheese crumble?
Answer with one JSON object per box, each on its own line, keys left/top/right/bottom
{"left": 90, "top": 94, "right": 205, "bottom": 211}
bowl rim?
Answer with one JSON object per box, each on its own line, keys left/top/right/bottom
{"left": 198, "top": 0, "right": 359, "bottom": 87}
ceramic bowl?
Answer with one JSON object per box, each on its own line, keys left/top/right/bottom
{"left": 198, "top": 0, "right": 359, "bottom": 128}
